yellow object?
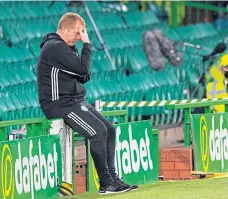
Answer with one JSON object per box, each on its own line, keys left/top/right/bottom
{"left": 166, "top": 1, "right": 185, "bottom": 26}
{"left": 191, "top": 171, "right": 228, "bottom": 179}
{"left": 220, "top": 54, "right": 228, "bottom": 67}
{"left": 58, "top": 182, "right": 74, "bottom": 196}
{"left": 155, "top": 1, "right": 185, "bottom": 26}
{"left": 206, "top": 64, "right": 228, "bottom": 113}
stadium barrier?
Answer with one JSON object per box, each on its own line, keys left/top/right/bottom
{"left": 96, "top": 98, "right": 228, "bottom": 147}
{"left": 0, "top": 109, "right": 159, "bottom": 197}
{"left": 2, "top": 98, "right": 228, "bottom": 197}
{"left": 167, "top": 98, "right": 228, "bottom": 147}
{"left": 0, "top": 134, "right": 62, "bottom": 199}
{"left": 191, "top": 113, "right": 228, "bottom": 174}
{"left": 97, "top": 98, "right": 228, "bottom": 178}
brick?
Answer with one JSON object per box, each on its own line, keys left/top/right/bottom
{"left": 75, "top": 144, "right": 86, "bottom": 162}
{"left": 160, "top": 150, "right": 167, "bottom": 162}
{"left": 163, "top": 171, "right": 179, "bottom": 179}
{"left": 76, "top": 159, "right": 87, "bottom": 165}
{"left": 75, "top": 185, "right": 86, "bottom": 194}
{"left": 179, "top": 171, "right": 192, "bottom": 179}
{"left": 167, "top": 148, "right": 192, "bottom": 162}
{"left": 159, "top": 171, "right": 163, "bottom": 176}
{"left": 75, "top": 176, "right": 86, "bottom": 186}
{"left": 160, "top": 162, "right": 175, "bottom": 171}
{"left": 175, "top": 162, "right": 191, "bottom": 170}
{"left": 75, "top": 163, "right": 86, "bottom": 176}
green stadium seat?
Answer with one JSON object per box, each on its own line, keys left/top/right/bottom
{"left": 86, "top": 1, "right": 103, "bottom": 13}
{"left": 2, "top": 94, "right": 17, "bottom": 118}
{"left": 163, "top": 28, "right": 181, "bottom": 41}
{"left": 11, "top": 4, "right": 34, "bottom": 20}
{"left": 95, "top": 15, "right": 126, "bottom": 32}
{"left": 11, "top": 46, "right": 28, "bottom": 62}
{"left": 127, "top": 47, "right": 148, "bottom": 73}
{"left": 20, "top": 46, "right": 34, "bottom": 61}
{"left": 24, "top": 4, "right": 51, "bottom": 19}
{"left": 47, "top": 1, "right": 67, "bottom": 17}
{"left": 121, "top": 29, "right": 143, "bottom": 47}
{"left": 0, "top": 45, "right": 32, "bottom": 63}
{"left": 0, "top": 5, "right": 15, "bottom": 22}
{"left": 2, "top": 25, "right": 20, "bottom": 44}
{"left": 0, "top": 64, "right": 36, "bottom": 94}
{"left": 90, "top": 57, "right": 123, "bottom": 81}
{"left": 0, "top": 70, "right": 12, "bottom": 89}
{"left": 125, "top": 2, "right": 140, "bottom": 11}
{"left": 29, "top": 38, "right": 42, "bottom": 57}
{"left": 0, "top": 94, "right": 9, "bottom": 120}
{"left": 123, "top": 11, "right": 159, "bottom": 29}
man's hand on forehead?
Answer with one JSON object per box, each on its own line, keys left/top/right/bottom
{"left": 78, "top": 25, "right": 85, "bottom": 32}
{"left": 79, "top": 25, "right": 89, "bottom": 43}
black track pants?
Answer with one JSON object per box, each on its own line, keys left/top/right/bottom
{"left": 43, "top": 100, "right": 116, "bottom": 185}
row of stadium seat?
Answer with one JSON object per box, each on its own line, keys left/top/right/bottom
{"left": 0, "top": 81, "right": 187, "bottom": 125}
{"left": 0, "top": 93, "right": 43, "bottom": 121}
{"left": 0, "top": 45, "right": 33, "bottom": 63}
{"left": 3, "top": 9, "right": 159, "bottom": 45}
{"left": 0, "top": 1, "right": 67, "bottom": 21}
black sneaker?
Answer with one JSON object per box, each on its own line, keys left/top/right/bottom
{"left": 98, "top": 181, "right": 131, "bottom": 194}
{"left": 114, "top": 177, "right": 139, "bottom": 191}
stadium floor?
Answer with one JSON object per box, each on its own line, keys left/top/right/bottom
{"left": 58, "top": 177, "right": 228, "bottom": 199}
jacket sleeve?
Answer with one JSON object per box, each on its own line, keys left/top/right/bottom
{"left": 77, "top": 72, "right": 91, "bottom": 84}
{"left": 52, "top": 42, "right": 92, "bottom": 76}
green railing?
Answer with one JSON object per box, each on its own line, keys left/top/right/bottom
{"left": 97, "top": 99, "right": 228, "bottom": 148}
{"left": 0, "top": 118, "right": 49, "bottom": 142}
{"left": 168, "top": 99, "right": 228, "bottom": 147}
{"left": 0, "top": 110, "right": 128, "bottom": 142}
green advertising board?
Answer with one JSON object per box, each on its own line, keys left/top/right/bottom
{"left": 88, "top": 121, "right": 159, "bottom": 192}
{"left": 191, "top": 113, "right": 228, "bottom": 173}
{"left": 0, "top": 135, "right": 62, "bottom": 199}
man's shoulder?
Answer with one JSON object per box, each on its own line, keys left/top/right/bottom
{"left": 41, "top": 40, "right": 67, "bottom": 57}
{"left": 45, "top": 39, "right": 65, "bottom": 48}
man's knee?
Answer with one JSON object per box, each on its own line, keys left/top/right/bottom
{"left": 107, "top": 125, "right": 116, "bottom": 139}
{"left": 90, "top": 123, "right": 107, "bottom": 142}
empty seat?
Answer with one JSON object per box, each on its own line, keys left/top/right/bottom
{"left": 123, "top": 11, "right": 159, "bottom": 29}
{"left": 127, "top": 47, "right": 148, "bottom": 73}
{"left": 95, "top": 15, "right": 126, "bottom": 32}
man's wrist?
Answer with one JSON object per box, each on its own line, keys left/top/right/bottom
{"left": 83, "top": 42, "right": 92, "bottom": 50}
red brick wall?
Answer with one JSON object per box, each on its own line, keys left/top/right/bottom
{"left": 74, "top": 145, "right": 193, "bottom": 193}
{"left": 160, "top": 148, "right": 192, "bottom": 180}
{"left": 75, "top": 142, "right": 87, "bottom": 194}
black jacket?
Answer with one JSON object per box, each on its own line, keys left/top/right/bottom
{"left": 37, "top": 33, "right": 92, "bottom": 111}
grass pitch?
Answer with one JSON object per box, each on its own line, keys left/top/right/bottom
{"left": 58, "top": 177, "right": 228, "bottom": 199}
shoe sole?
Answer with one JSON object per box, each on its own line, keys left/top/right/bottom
{"left": 130, "top": 187, "right": 139, "bottom": 191}
{"left": 98, "top": 188, "right": 131, "bottom": 195}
